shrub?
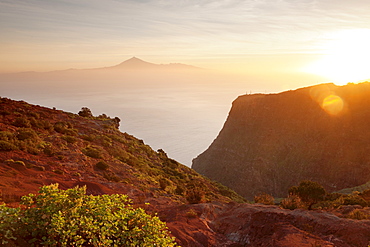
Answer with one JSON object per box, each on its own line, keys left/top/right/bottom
{"left": 54, "top": 122, "right": 66, "bottom": 134}
{"left": 103, "top": 172, "right": 121, "bottom": 182}
{"left": 81, "top": 134, "right": 96, "bottom": 142}
{"left": 96, "top": 161, "right": 109, "bottom": 170}
{"left": 0, "top": 131, "right": 14, "bottom": 141}
{"left": 16, "top": 128, "right": 38, "bottom": 141}
{"left": 336, "top": 194, "right": 368, "bottom": 207}
{"left": 254, "top": 193, "right": 275, "bottom": 205}
{"left": 61, "top": 135, "right": 78, "bottom": 144}
{"left": 78, "top": 107, "right": 93, "bottom": 118}
{"left": 347, "top": 209, "right": 369, "bottom": 220}
{"left": 185, "top": 181, "right": 206, "bottom": 204}
{"left": 40, "top": 120, "right": 54, "bottom": 131}
{"left": 1, "top": 184, "right": 176, "bottom": 246}
{"left": 159, "top": 178, "right": 171, "bottom": 190}
{"left": 186, "top": 188, "right": 205, "bottom": 204}
{"left": 54, "top": 122, "right": 77, "bottom": 135}
{"left": 0, "top": 204, "right": 19, "bottom": 245}
{"left": 82, "top": 146, "right": 103, "bottom": 159}
{"left": 289, "top": 180, "right": 326, "bottom": 210}
{"left": 12, "top": 117, "right": 31, "bottom": 128}
{"left": 26, "top": 145, "right": 40, "bottom": 155}
{"left": 280, "top": 194, "right": 305, "bottom": 210}
{"left": 43, "top": 144, "right": 55, "bottom": 156}
{"left": 0, "top": 140, "right": 17, "bottom": 151}
{"left": 175, "top": 185, "right": 185, "bottom": 195}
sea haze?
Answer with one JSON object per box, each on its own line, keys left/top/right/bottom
{"left": 0, "top": 58, "right": 289, "bottom": 166}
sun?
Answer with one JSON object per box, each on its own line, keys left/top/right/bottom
{"left": 304, "top": 29, "right": 370, "bottom": 85}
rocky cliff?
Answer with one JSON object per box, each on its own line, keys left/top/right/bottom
{"left": 192, "top": 82, "right": 370, "bottom": 199}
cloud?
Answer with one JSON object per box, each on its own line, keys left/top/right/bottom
{"left": 2, "top": 0, "right": 370, "bottom": 72}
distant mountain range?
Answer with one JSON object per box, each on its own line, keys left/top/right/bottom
{"left": 107, "top": 57, "right": 202, "bottom": 71}
{"left": 0, "top": 57, "right": 202, "bottom": 76}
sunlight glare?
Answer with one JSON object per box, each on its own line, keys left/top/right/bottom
{"left": 322, "top": 95, "right": 344, "bottom": 115}
{"left": 304, "top": 29, "right": 370, "bottom": 85}
{"left": 309, "top": 85, "right": 344, "bottom": 116}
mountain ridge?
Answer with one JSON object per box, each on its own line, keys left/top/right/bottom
{"left": 0, "top": 57, "right": 202, "bottom": 75}
{"left": 193, "top": 82, "right": 370, "bottom": 199}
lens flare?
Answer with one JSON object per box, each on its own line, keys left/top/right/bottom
{"left": 322, "top": 95, "right": 344, "bottom": 115}
{"left": 309, "top": 85, "right": 344, "bottom": 116}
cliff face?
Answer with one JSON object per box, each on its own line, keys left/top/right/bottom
{"left": 192, "top": 82, "right": 370, "bottom": 199}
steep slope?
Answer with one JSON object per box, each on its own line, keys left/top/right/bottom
{"left": 193, "top": 82, "right": 370, "bottom": 199}
{"left": 0, "top": 97, "right": 243, "bottom": 205}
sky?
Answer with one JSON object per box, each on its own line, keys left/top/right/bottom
{"left": 1, "top": 0, "right": 370, "bottom": 84}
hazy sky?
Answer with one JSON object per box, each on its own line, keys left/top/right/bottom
{"left": 1, "top": 0, "right": 370, "bottom": 82}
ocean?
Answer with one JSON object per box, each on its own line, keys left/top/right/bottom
{"left": 0, "top": 71, "right": 282, "bottom": 166}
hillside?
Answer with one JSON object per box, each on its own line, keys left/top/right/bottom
{"left": 2, "top": 96, "right": 370, "bottom": 246}
{"left": 0, "top": 97, "right": 243, "bottom": 205}
{"left": 193, "top": 82, "right": 370, "bottom": 199}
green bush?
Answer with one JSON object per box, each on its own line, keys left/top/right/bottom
{"left": 54, "top": 122, "right": 77, "bottom": 136}
{"left": 254, "top": 193, "right": 275, "bottom": 205}
{"left": 289, "top": 180, "right": 326, "bottom": 210}
{"left": 82, "top": 146, "right": 103, "bottom": 159}
{"left": 175, "top": 185, "right": 185, "bottom": 195}
{"left": 0, "top": 131, "right": 14, "bottom": 141}
{"left": 0, "top": 204, "right": 19, "bottom": 245}
{"left": 78, "top": 107, "right": 93, "bottom": 118}
{"left": 43, "top": 144, "right": 55, "bottom": 156}
{"left": 0, "top": 184, "right": 176, "bottom": 246}
{"left": 0, "top": 140, "right": 17, "bottom": 151}
{"left": 81, "top": 134, "right": 96, "bottom": 142}
{"left": 336, "top": 194, "right": 368, "bottom": 207}
{"left": 280, "top": 194, "right": 305, "bottom": 210}
{"left": 16, "top": 128, "right": 38, "bottom": 141}
{"left": 96, "top": 161, "right": 109, "bottom": 170}
{"left": 61, "top": 135, "right": 78, "bottom": 144}
{"left": 103, "top": 172, "right": 121, "bottom": 182}
{"left": 12, "top": 117, "right": 31, "bottom": 128}
{"left": 185, "top": 181, "right": 206, "bottom": 204}
{"left": 347, "top": 209, "right": 369, "bottom": 220}
{"left": 159, "top": 178, "right": 171, "bottom": 190}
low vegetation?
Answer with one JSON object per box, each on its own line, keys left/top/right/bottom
{"left": 0, "top": 184, "right": 177, "bottom": 246}
{"left": 275, "top": 180, "right": 370, "bottom": 217}
{"left": 288, "top": 180, "right": 326, "bottom": 210}
{"left": 254, "top": 193, "right": 275, "bottom": 205}
{"left": 251, "top": 179, "right": 370, "bottom": 218}
{"left": 0, "top": 98, "right": 246, "bottom": 206}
